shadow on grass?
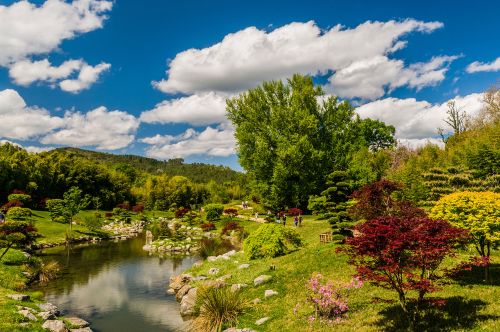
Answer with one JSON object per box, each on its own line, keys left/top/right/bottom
{"left": 449, "top": 264, "right": 500, "bottom": 286}
{"left": 375, "top": 296, "right": 498, "bottom": 332}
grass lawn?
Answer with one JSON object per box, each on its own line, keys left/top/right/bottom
{"left": 187, "top": 217, "right": 500, "bottom": 332}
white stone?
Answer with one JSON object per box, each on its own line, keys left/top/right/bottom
{"left": 264, "top": 289, "right": 278, "bottom": 298}
{"left": 19, "top": 309, "right": 37, "bottom": 321}
{"left": 42, "top": 320, "right": 67, "bottom": 332}
{"left": 255, "top": 317, "right": 270, "bottom": 325}
{"left": 253, "top": 275, "right": 272, "bottom": 286}
{"left": 180, "top": 288, "right": 197, "bottom": 316}
{"left": 208, "top": 268, "right": 220, "bottom": 275}
{"left": 238, "top": 264, "right": 250, "bottom": 269}
{"left": 65, "top": 317, "right": 89, "bottom": 328}
{"left": 7, "top": 294, "right": 30, "bottom": 301}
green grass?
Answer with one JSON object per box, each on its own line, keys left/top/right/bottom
{"left": 186, "top": 217, "right": 500, "bottom": 331}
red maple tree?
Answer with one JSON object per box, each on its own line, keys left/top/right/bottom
{"left": 345, "top": 216, "right": 468, "bottom": 328}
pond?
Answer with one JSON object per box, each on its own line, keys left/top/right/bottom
{"left": 33, "top": 237, "right": 198, "bottom": 332}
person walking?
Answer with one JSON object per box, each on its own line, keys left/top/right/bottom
{"left": 299, "top": 215, "right": 303, "bottom": 227}
{"left": 283, "top": 214, "right": 287, "bottom": 226}
{"left": 276, "top": 213, "right": 281, "bottom": 224}
{"left": 294, "top": 215, "right": 299, "bottom": 227}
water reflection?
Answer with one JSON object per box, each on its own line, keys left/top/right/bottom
{"left": 33, "top": 237, "right": 197, "bottom": 332}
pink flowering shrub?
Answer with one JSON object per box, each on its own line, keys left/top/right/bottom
{"left": 306, "top": 272, "right": 363, "bottom": 324}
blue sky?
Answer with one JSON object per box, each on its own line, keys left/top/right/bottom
{"left": 0, "top": 0, "right": 499, "bottom": 170}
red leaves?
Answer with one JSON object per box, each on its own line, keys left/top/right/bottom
{"left": 223, "top": 208, "right": 238, "bottom": 217}
{"left": 175, "top": 207, "right": 190, "bottom": 218}
{"left": 287, "top": 208, "right": 303, "bottom": 216}
{"left": 346, "top": 216, "right": 468, "bottom": 297}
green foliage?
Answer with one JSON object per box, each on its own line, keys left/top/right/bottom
{"left": 227, "top": 74, "right": 395, "bottom": 209}
{"left": 0, "top": 221, "right": 38, "bottom": 261}
{"left": 6, "top": 207, "right": 32, "bottom": 220}
{"left": 46, "top": 199, "right": 67, "bottom": 223}
{"left": 182, "top": 210, "right": 202, "bottom": 226}
{"left": 83, "top": 213, "right": 103, "bottom": 231}
{"left": 243, "top": 223, "right": 302, "bottom": 259}
{"left": 7, "top": 194, "right": 30, "bottom": 205}
{"left": 149, "top": 219, "right": 172, "bottom": 239}
{"left": 204, "top": 204, "right": 224, "bottom": 221}
{"left": 430, "top": 191, "right": 500, "bottom": 258}
{"left": 112, "top": 207, "right": 132, "bottom": 223}
{"left": 193, "top": 286, "right": 248, "bottom": 332}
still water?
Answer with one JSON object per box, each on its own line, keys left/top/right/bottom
{"left": 34, "top": 237, "right": 197, "bottom": 332}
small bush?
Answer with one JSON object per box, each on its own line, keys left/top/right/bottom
{"left": 183, "top": 210, "right": 202, "bottom": 225}
{"left": 223, "top": 208, "right": 239, "bottom": 217}
{"left": 46, "top": 199, "right": 67, "bottom": 222}
{"left": 7, "top": 207, "right": 32, "bottom": 220}
{"left": 150, "top": 219, "right": 172, "bottom": 238}
{"left": 83, "top": 214, "right": 102, "bottom": 231}
{"left": 201, "top": 223, "right": 216, "bottom": 232}
{"left": 244, "top": 223, "right": 303, "bottom": 259}
{"left": 113, "top": 207, "right": 131, "bottom": 223}
{"left": 7, "top": 194, "right": 31, "bottom": 205}
{"left": 221, "top": 221, "right": 243, "bottom": 236}
{"left": 1, "top": 199, "right": 23, "bottom": 211}
{"left": 117, "top": 202, "right": 131, "bottom": 210}
{"left": 175, "top": 207, "right": 190, "bottom": 218}
{"left": 205, "top": 204, "right": 224, "bottom": 221}
{"left": 132, "top": 204, "right": 145, "bottom": 213}
{"left": 288, "top": 207, "right": 303, "bottom": 216}
{"left": 105, "top": 212, "right": 113, "bottom": 219}
{"left": 192, "top": 286, "right": 247, "bottom": 332}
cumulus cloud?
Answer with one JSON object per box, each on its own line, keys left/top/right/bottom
{"left": 140, "top": 92, "right": 228, "bottom": 126}
{"left": 397, "top": 138, "right": 445, "bottom": 149}
{"left": 0, "top": 89, "right": 64, "bottom": 140}
{"left": 466, "top": 57, "right": 500, "bottom": 73}
{"left": 328, "top": 55, "right": 458, "bottom": 100}
{"left": 41, "top": 106, "right": 140, "bottom": 150}
{"left": 59, "top": 62, "right": 111, "bottom": 93}
{"left": 356, "top": 93, "right": 484, "bottom": 142}
{"left": 153, "top": 19, "right": 448, "bottom": 100}
{"left": 0, "top": 0, "right": 112, "bottom": 66}
{"left": 8, "top": 59, "right": 110, "bottom": 92}
{"left": 142, "top": 125, "right": 235, "bottom": 158}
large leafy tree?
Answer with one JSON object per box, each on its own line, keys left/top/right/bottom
{"left": 227, "top": 74, "right": 395, "bottom": 208}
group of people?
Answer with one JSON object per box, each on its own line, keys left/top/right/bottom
{"left": 241, "top": 201, "right": 250, "bottom": 209}
{"left": 275, "top": 212, "right": 302, "bottom": 227}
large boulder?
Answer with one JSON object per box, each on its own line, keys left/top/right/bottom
{"left": 37, "top": 303, "right": 60, "bottom": 316}
{"left": 19, "top": 309, "right": 37, "bottom": 321}
{"left": 253, "top": 275, "right": 272, "bottom": 286}
{"left": 169, "top": 274, "right": 192, "bottom": 291}
{"left": 42, "top": 320, "right": 67, "bottom": 332}
{"left": 180, "top": 288, "right": 198, "bottom": 316}
{"left": 65, "top": 317, "right": 89, "bottom": 328}
{"left": 176, "top": 284, "right": 192, "bottom": 302}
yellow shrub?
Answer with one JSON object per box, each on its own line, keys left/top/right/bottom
{"left": 430, "top": 191, "right": 500, "bottom": 244}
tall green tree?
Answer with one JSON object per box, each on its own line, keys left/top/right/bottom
{"left": 226, "top": 74, "right": 395, "bottom": 208}
{"left": 63, "top": 187, "right": 90, "bottom": 234}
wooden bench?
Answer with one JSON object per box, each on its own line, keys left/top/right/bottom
{"left": 319, "top": 232, "right": 333, "bottom": 243}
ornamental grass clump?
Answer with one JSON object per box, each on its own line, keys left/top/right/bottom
{"left": 306, "top": 272, "right": 363, "bottom": 324}
{"left": 191, "top": 286, "right": 248, "bottom": 332}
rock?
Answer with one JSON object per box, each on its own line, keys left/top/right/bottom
{"left": 217, "top": 274, "right": 232, "bottom": 282}
{"left": 176, "top": 284, "right": 192, "bottom": 301}
{"left": 7, "top": 294, "right": 30, "bottom": 301}
{"left": 208, "top": 268, "right": 220, "bottom": 275}
{"left": 238, "top": 264, "right": 250, "bottom": 269}
{"left": 224, "top": 250, "right": 237, "bottom": 257}
{"left": 192, "top": 275, "right": 207, "bottom": 281}
{"left": 19, "top": 309, "right": 37, "bottom": 321}
{"left": 264, "top": 290, "right": 278, "bottom": 298}
{"left": 252, "top": 298, "right": 261, "bottom": 305}
{"left": 169, "top": 274, "right": 192, "bottom": 291}
{"left": 207, "top": 256, "right": 218, "bottom": 262}
{"left": 230, "top": 283, "right": 248, "bottom": 292}
{"left": 255, "top": 317, "right": 270, "bottom": 325}
{"left": 39, "top": 311, "right": 56, "bottom": 320}
{"left": 37, "top": 303, "right": 60, "bottom": 316}
{"left": 65, "top": 317, "right": 89, "bottom": 328}
{"left": 193, "top": 261, "right": 203, "bottom": 267}
{"left": 166, "top": 288, "right": 175, "bottom": 295}
{"left": 223, "top": 329, "right": 256, "bottom": 332}
{"left": 70, "top": 328, "right": 93, "bottom": 332}
{"left": 253, "top": 275, "right": 272, "bottom": 286}
{"left": 42, "top": 320, "right": 67, "bottom": 332}
{"left": 180, "top": 288, "right": 198, "bottom": 316}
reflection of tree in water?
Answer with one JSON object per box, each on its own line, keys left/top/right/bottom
{"left": 31, "top": 237, "right": 195, "bottom": 296}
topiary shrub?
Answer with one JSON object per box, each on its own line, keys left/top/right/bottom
{"left": 46, "top": 199, "right": 67, "bottom": 223}
{"left": 7, "top": 207, "right": 32, "bottom": 220}
{"left": 113, "top": 207, "right": 131, "bottom": 223}
{"left": 7, "top": 194, "right": 31, "bottom": 205}
{"left": 243, "top": 223, "right": 303, "bottom": 259}
{"left": 221, "top": 221, "right": 243, "bottom": 236}
{"left": 224, "top": 208, "right": 239, "bottom": 217}
{"left": 204, "top": 204, "right": 224, "bottom": 221}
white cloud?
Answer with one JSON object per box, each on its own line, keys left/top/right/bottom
{"left": 466, "top": 57, "right": 500, "bottom": 73}
{"left": 24, "top": 145, "right": 54, "bottom": 153}
{"left": 0, "top": 89, "right": 64, "bottom": 140}
{"left": 140, "top": 92, "right": 228, "bottom": 126}
{"left": 41, "top": 106, "right": 139, "bottom": 150}
{"left": 59, "top": 62, "right": 111, "bottom": 93}
{"left": 8, "top": 59, "right": 110, "bottom": 92}
{"left": 327, "top": 55, "right": 457, "bottom": 100}
{"left": 356, "top": 93, "right": 484, "bottom": 140}
{"left": 142, "top": 125, "right": 235, "bottom": 158}
{"left": 154, "top": 19, "right": 446, "bottom": 100}
{"left": 397, "top": 138, "right": 445, "bottom": 149}
{"left": 0, "top": 0, "right": 112, "bottom": 66}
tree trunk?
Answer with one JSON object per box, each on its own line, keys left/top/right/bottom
{"left": 0, "top": 243, "right": 13, "bottom": 261}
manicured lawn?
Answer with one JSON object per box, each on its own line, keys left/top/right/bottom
{"left": 187, "top": 217, "right": 500, "bottom": 331}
